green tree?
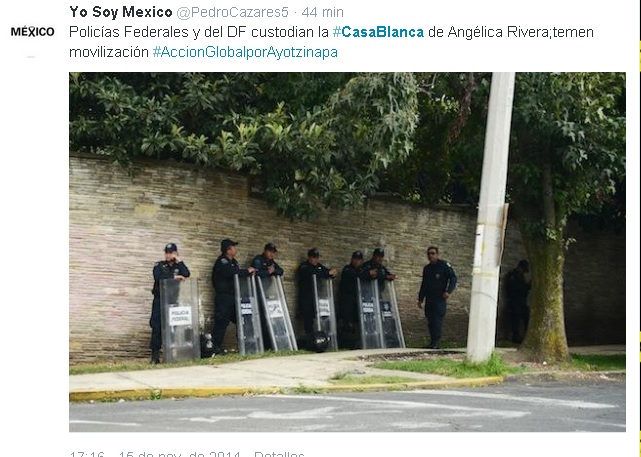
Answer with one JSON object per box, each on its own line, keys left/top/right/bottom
{"left": 509, "top": 72, "right": 625, "bottom": 362}
{"left": 69, "top": 72, "right": 418, "bottom": 219}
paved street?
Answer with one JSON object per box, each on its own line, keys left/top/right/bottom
{"left": 70, "top": 380, "right": 625, "bottom": 432}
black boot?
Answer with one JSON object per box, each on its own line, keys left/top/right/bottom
{"left": 150, "top": 349, "right": 160, "bottom": 364}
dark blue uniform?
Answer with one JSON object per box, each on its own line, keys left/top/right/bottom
{"left": 150, "top": 260, "right": 190, "bottom": 351}
{"left": 337, "top": 263, "right": 363, "bottom": 349}
{"left": 211, "top": 254, "right": 252, "bottom": 352}
{"left": 297, "top": 261, "right": 334, "bottom": 335}
{"left": 418, "top": 259, "right": 457, "bottom": 348}
{"left": 361, "top": 259, "right": 393, "bottom": 290}
{"left": 338, "top": 264, "right": 363, "bottom": 325}
{"left": 251, "top": 254, "right": 284, "bottom": 278}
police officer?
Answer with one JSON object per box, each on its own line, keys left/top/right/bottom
{"left": 416, "top": 246, "right": 457, "bottom": 349}
{"left": 252, "top": 242, "right": 284, "bottom": 350}
{"left": 150, "top": 243, "right": 190, "bottom": 364}
{"left": 337, "top": 251, "right": 364, "bottom": 349}
{"left": 297, "top": 248, "right": 337, "bottom": 338}
{"left": 211, "top": 238, "right": 256, "bottom": 355}
{"left": 362, "top": 248, "right": 397, "bottom": 287}
{"left": 252, "top": 243, "right": 284, "bottom": 278}
{"left": 504, "top": 259, "right": 531, "bottom": 343}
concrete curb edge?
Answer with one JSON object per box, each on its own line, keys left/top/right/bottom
{"left": 69, "top": 376, "right": 504, "bottom": 402}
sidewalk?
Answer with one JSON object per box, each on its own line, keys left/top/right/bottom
{"left": 69, "top": 346, "right": 625, "bottom": 402}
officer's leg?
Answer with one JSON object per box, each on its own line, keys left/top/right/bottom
{"left": 425, "top": 303, "right": 437, "bottom": 346}
{"left": 340, "top": 302, "right": 357, "bottom": 349}
{"left": 149, "top": 299, "right": 161, "bottom": 363}
{"left": 258, "top": 297, "right": 273, "bottom": 351}
{"left": 303, "top": 313, "right": 315, "bottom": 335}
{"left": 510, "top": 311, "right": 521, "bottom": 343}
{"left": 212, "top": 296, "right": 233, "bottom": 352}
{"left": 432, "top": 300, "right": 447, "bottom": 348}
{"left": 296, "top": 312, "right": 314, "bottom": 351}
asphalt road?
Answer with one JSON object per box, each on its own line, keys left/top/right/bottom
{"left": 69, "top": 380, "right": 625, "bottom": 433}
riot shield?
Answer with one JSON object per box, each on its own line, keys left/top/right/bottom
{"left": 312, "top": 275, "right": 338, "bottom": 351}
{"left": 256, "top": 275, "right": 298, "bottom": 351}
{"left": 357, "top": 278, "right": 384, "bottom": 349}
{"left": 160, "top": 278, "right": 201, "bottom": 362}
{"left": 234, "top": 274, "right": 264, "bottom": 355}
{"left": 378, "top": 280, "right": 406, "bottom": 348}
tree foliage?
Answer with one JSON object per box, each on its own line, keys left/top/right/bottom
{"left": 69, "top": 72, "right": 418, "bottom": 219}
{"left": 509, "top": 72, "right": 626, "bottom": 236}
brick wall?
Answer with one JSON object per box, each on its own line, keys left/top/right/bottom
{"left": 69, "top": 155, "right": 626, "bottom": 363}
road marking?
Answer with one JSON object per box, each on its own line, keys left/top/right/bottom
{"left": 269, "top": 394, "right": 528, "bottom": 418}
{"left": 248, "top": 407, "right": 337, "bottom": 420}
{"left": 182, "top": 407, "right": 404, "bottom": 424}
{"left": 69, "top": 420, "right": 140, "bottom": 427}
{"left": 391, "top": 421, "right": 450, "bottom": 429}
{"left": 295, "top": 424, "right": 334, "bottom": 431}
{"left": 407, "top": 390, "right": 617, "bottom": 409}
{"left": 182, "top": 416, "right": 246, "bottom": 424}
{"left": 446, "top": 410, "right": 527, "bottom": 418}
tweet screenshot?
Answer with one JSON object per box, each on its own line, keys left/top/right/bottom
{"left": 3, "top": 0, "right": 639, "bottom": 456}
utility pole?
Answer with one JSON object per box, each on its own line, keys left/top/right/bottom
{"left": 466, "top": 72, "right": 515, "bottom": 363}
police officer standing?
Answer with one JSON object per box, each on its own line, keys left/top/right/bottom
{"left": 211, "top": 239, "right": 256, "bottom": 355}
{"left": 362, "top": 248, "right": 397, "bottom": 287}
{"left": 416, "top": 246, "right": 457, "bottom": 349}
{"left": 252, "top": 242, "right": 284, "bottom": 350}
{"left": 504, "top": 260, "right": 531, "bottom": 343}
{"left": 150, "top": 243, "right": 190, "bottom": 364}
{"left": 297, "top": 248, "right": 337, "bottom": 338}
{"left": 337, "top": 251, "right": 364, "bottom": 349}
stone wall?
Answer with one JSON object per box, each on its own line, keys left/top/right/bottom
{"left": 69, "top": 155, "right": 626, "bottom": 363}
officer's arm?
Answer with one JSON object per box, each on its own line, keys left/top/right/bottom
{"left": 237, "top": 265, "right": 252, "bottom": 278}
{"left": 218, "top": 260, "right": 240, "bottom": 278}
{"left": 446, "top": 264, "right": 458, "bottom": 294}
{"left": 152, "top": 263, "right": 161, "bottom": 294}
{"left": 153, "top": 263, "right": 162, "bottom": 281}
{"left": 383, "top": 267, "right": 396, "bottom": 280}
{"left": 418, "top": 265, "right": 428, "bottom": 303}
{"left": 272, "top": 260, "right": 284, "bottom": 276}
{"left": 316, "top": 264, "right": 332, "bottom": 279}
{"left": 318, "top": 264, "right": 337, "bottom": 279}
{"left": 176, "top": 261, "right": 190, "bottom": 278}
{"left": 359, "top": 262, "right": 373, "bottom": 281}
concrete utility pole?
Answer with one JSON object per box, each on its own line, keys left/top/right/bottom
{"left": 466, "top": 72, "right": 515, "bottom": 363}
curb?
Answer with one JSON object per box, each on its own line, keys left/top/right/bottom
{"left": 69, "top": 376, "right": 504, "bottom": 402}
{"left": 69, "top": 386, "right": 285, "bottom": 402}
{"left": 320, "top": 376, "right": 503, "bottom": 393}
